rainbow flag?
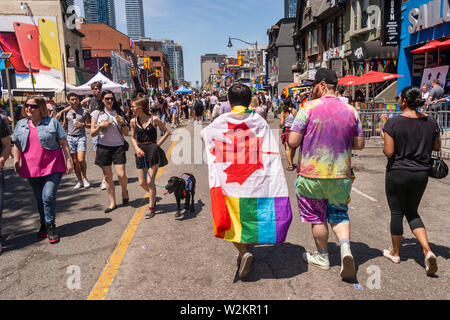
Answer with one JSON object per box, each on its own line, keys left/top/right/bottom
{"left": 202, "top": 106, "right": 292, "bottom": 244}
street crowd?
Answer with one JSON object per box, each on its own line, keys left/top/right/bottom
{"left": 0, "top": 68, "right": 444, "bottom": 283}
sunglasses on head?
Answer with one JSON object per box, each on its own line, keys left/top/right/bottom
{"left": 25, "top": 103, "right": 39, "bottom": 109}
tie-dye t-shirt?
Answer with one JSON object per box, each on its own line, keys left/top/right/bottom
{"left": 291, "top": 96, "right": 363, "bottom": 179}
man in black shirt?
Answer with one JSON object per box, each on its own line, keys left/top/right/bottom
{"left": 0, "top": 114, "right": 11, "bottom": 254}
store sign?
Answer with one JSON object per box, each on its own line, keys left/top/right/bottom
{"left": 421, "top": 65, "right": 449, "bottom": 89}
{"left": 382, "top": 0, "right": 401, "bottom": 46}
{"left": 323, "top": 45, "right": 345, "bottom": 62}
{"left": 408, "top": 0, "right": 450, "bottom": 34}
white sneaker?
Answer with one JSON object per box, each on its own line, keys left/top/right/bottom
{"left": 340, "top": 243, "right": 356, "bottom": 280}
{"left": 83, "top": 178, "right": 91, "bottom": 188}
{"left": 100, "top": 179, "right": 106, "bottom": 190}
{"left": 73, "top": 181, "right": 82, "bottom": 189}
{"left": 238, "top": 252, "right": 254, "bottom": 279}
{"left": 303, "top": 251, "right": 330, "bottom": 270}
{"left": 425, "top": 252, "right": 438, "bottom": 276}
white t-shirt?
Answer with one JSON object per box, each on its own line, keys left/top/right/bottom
{"left": 210, "top": 95, "right": 218, "bottom": 105}
{"left": 91, "top": 109, "right": 124, "bottom": 147}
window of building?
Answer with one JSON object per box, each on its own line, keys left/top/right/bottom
{"left": 151, "top": 56, "right": 161, "bottom": 62}
{"left": 308, "top": 29, "right": 318, "bottom": 55}
{"left": 352, "top": 0, "right": 371, "bottom": 32}
{"left": 360, "top": 0, "right": 369, "bottom": 29}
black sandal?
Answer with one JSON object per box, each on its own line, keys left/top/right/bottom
{"left": 104, "top": 206, "right": 118, "bottom": 213}
{"left": 286, "top": 166, "right": 295, "bottom": 171}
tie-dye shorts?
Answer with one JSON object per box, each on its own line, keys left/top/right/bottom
{"left": 295, "top": 175, "right": 352, "bottom": 224}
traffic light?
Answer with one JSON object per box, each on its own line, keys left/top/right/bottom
{"left": 252, "top": 77, "right": 255, "bottom": 84}
{"left": 155, "top": 69, "right": 161, "bottom": 78}
{"left": 103, "top": 63, "right": 108, "bottom": 72}
{"left": 260, "top": 77, "right": 263, "bottom": 84}
{"left": 238, "top": 55, "right": 244, "bottom": 66}
{"left": 217, "top": 69, "right": 221, "bottom": 76}
{"left": 143, "top": 58, "right": 150, "bottom": 69}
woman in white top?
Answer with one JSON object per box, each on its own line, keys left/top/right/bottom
{"left": 91, "top": 90, "right": 129, "bottom": 213}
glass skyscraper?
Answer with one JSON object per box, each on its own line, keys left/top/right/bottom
{"left": 125, "top": 0, "right": 145, "bottom": 40}
{"left": 284, "top": 0, "right": 298, "bottom": 18}
{"left": 162, "top": 40, "right": 185, "bottom": 85}
{"left": 83, "top": 0, "right": 116, "bottom": 29}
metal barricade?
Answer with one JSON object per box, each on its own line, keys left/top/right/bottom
{"left": 357, "top": 107, "right": 450, "bottom": 159}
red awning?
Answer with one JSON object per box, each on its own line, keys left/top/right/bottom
{"left": 410, "top": 40, "right": 442, "bottom": 54}
{"left": 338, "top": 75, "right": 360, "bottom": 85}
{"left": 352, "top": 71, "right": 404, "bottom": 85}
{"left": 438, "top": 38, "right": 450, "bottom": 49}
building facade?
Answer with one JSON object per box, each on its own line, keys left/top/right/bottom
{"left": 397, "top": 0, "right": 450, "bottom": 94}
{"left": 125, "top": 0, "right": 145, "bottom": 40}
{"left": 83, "top": 0, "right": 116, "bottom": 29}
{"left": 267, "top": 18, "right": 297, "bottom": 96}
{"left": 200, "top": 54, "right": 227, "bottom": 87}
{"left": 0, "top": 0, "right": 88, "bottom": 86}
{"left": 133, "top": 38, "right": 170, "bottom": 89}
{"left": 162, "top": 40, "right": 185, "bottom": 86}
{"left": 80, "top": 23, "right": 131, "bottom": 80}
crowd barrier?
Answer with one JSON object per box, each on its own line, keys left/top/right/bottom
{"left": 356, "top": 103, "right": 450, "bottom": 159}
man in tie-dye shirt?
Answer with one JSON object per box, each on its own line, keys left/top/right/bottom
{"left": 288, "top": 68, "right": 365, "bottom": 280}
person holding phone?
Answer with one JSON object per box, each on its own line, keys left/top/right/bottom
{"left": 90, "top": 90, "right": 129, "bottom": 213}
{"left": 12, "top": 96, "right": 73, "bottom": 244}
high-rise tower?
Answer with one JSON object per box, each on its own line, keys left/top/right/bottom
{"left": 125, "top": 0, "right": 145, "bottom": 40}
{"left": 83, "top": 0, "right": 116, "bottom": 29}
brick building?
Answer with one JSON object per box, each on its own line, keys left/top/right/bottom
{"left": 133, "top": 38, "right": 171, "bottom": 90}
{"left": 80, "top": 23, "right": 131, "bottom": 79}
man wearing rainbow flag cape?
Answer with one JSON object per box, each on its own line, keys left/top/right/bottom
{"left": 202, "top": 84, "right": 292, "bottom": 280}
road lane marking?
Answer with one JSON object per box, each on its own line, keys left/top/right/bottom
{"left": 352, "top": 187, "right": 378, "bottom": 202}
{"left": 88, "top": 134, "right": 180, "bottom": 300}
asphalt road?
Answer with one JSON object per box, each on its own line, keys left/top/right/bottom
{"left": 0, "top": 114, "right": 448, "bottom": 300}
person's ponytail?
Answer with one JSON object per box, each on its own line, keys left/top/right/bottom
{"left": 400, "top": 86, "right": 425, "bottom": 110}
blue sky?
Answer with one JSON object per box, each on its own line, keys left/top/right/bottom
{"left": 74, "top": 0, "right": 284, "bottom": 85}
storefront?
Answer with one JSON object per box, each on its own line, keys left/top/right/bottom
{"left": 348, "top": 40, "right": 398, "bottom": 76}
{"left": 397, "top": 0, "right": 450, "bottom": 94}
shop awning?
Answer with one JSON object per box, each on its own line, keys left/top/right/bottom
{"left": 338, "top": 75, "right": 360, "bottom": 85}
{"left": 351, "top": 71, "right": 404, "bottom": 85}
{"left": 350, "top": 40, "right": 398, "bottom": 62}
{"left": 410, "top": 40, "right": 442, "bottom": 54}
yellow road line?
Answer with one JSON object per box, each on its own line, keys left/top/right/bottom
{"left": 88, "top": 135, "right": 180, "bottom": 300}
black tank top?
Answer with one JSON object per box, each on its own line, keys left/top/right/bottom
{"left": 136, "top": 116, "right": 157, "bottom": 143}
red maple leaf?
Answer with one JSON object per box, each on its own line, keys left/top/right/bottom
{"left": 210, "top": 122, "right": 264, "bottom": 185}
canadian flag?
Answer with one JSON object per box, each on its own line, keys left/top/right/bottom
{"left": 202, "top": 109, "right": 292, "bottom": 244}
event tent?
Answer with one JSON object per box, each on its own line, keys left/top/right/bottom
{"left": 68, "top": 72, "right": 128, "bottom": 94}
{"left": 16, "top": 74, "right": 75, "bottom": 92}
{"left": 174, "top": 86, "right": 192, "bottom": 94}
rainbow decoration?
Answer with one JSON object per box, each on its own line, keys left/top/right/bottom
{"left": 227, "top": 65, "right": 240, "bottom": 70}
{"left": 130, "top": 39, "right": 135, "bottom": 49}
{"left": 210, "top": 187, "right": 291, "bottom": 244}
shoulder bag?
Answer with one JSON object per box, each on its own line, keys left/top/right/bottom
{"left": 430, "top": 125, "right": 448, "bottom": 179}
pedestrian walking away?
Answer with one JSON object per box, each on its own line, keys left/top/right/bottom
{"left": 12, "top": 96, "right": 74, "bottom": 244}
{"left": 288, "top": 68, "right": 365, "bottom": 280}
{"left": 382, "top": 86, "right": 441, "bottom": 276}
{"left": 280, "top": 100, "right": 297, "bottom": 171}
{"left": 63, "top": 93, "right": 91, "bottom": 189}
{"left": 0, "top": 113, "right": 11, "bottom": 254}
{"left": 202, "top": 84, "right": 292, "bottom": 280}
{"left": 90, "top": 90, "right": 129, "bottom": 213}
{"left": 130, "top": 98, "right": 170, "bottom": 218}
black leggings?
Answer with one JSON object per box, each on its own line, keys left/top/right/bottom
{"left": 385, "top": 169, "right": 428, "bottom": 236}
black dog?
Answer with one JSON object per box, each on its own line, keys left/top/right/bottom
{"left": 165, "top": 173, "right": 196, "bottom": 217}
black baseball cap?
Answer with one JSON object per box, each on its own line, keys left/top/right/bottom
{"left": 310, "top": 68, "right": 338, "bottom": 85}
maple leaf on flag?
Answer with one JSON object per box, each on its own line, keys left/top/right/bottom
{"left": 210, "top": 122, "right": 264, "bottom": 185}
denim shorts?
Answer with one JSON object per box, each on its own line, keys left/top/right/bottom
{"left": 295, "top": 175, "right": 351, "bottom": 225}
{"left": 92, "top": 135, "right": 99, "bottom": 152}
{"left": 67, "top": 135, "right": 87, "bottom": 154}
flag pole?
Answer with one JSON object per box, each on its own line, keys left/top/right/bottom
{"left": 28, "top": 62, "right": 35, "bottom": 93}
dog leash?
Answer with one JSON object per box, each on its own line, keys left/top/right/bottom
{"left": 141, "top": 157, "right": 167, "bottom": 189}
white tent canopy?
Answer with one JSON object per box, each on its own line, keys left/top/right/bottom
{"left": 16, "top": 74, "right": 75, "bottom": 92}
{"left": 68, "top": 72, "right": 129, "bottom": 94}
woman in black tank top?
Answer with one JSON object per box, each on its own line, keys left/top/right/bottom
{"left": 131, "top": 98, "right": 170, "bottom": 218}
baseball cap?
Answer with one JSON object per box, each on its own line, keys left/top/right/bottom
{"left": 310, "top": 68, "right": 338, "bottom": 85}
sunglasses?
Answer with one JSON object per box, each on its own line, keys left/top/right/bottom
{"left": 25, "top": 103, "right": 39, "bottom": 109}
{"left": 104, "top": 97, "right": 115, "bottom": 101}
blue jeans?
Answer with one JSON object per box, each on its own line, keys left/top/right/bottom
{"left": 158, "top": 113, "right": 167, "bottom": 135}
{"left": 0, "top": 170, "right": 4, "bottom": 238}
{"left": 27, "top": 172, "right": 63, "bottom": 225}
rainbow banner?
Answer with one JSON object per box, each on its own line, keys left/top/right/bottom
{"left": 202, "top": 107, "right": 292, "bottom": 244}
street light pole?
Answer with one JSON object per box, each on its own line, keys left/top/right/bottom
{"left": 227, "top": 36, "right": 259, "bottom": 80}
